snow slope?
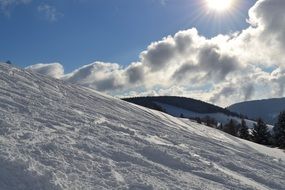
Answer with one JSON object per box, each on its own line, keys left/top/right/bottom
{"left": 228, "top": 98, "right": 285, "bottom": 125}
{"left": 0, "top": 63, "right": 284, "bottom": 190}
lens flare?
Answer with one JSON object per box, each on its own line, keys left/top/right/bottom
{"left": 206, "top": 0, "right": 233, "bottom": 12}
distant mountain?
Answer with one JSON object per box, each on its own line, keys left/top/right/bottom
{"left": 228, "top": 98, "right": 285, "bottom": 125}
{"left": 122, "top": 96, "right": 253, "bottom": 126}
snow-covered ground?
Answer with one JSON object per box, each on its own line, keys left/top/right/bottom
{"left": 0, "top": 63, "right": 284, "bottom": 190}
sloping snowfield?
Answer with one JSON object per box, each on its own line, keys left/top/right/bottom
{"left": 0, "top": 63, "right": 284, "bottom": 190}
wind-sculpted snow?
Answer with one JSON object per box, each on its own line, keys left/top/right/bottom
{"left": 0, "top": 63, "right": 284, "bottom": 190}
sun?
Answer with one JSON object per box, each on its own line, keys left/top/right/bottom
{"left": 206, "top": 0, "right": 234, "bottom": 12}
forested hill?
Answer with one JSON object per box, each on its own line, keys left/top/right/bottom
{"left": 228, "top": 98, "right": 285, "bottom": 125}
{"left": 123, "top": 96, "right": 242, "bottom": 118}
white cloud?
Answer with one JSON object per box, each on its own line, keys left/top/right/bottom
{"left": 62, "top": 62, "right": 132, "bottom": 92}
{"left": 37, "top": 4, "right": 63, "bottom": 22}
{"left": 25, "top": 63, "right": 64, "bottom": 79}
{"left": 26, "top": 0, "right": 285, "bottom": 106}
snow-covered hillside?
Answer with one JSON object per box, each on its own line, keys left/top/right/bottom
{"left": 154, "top": 102, "right": 258, "bottom": 128}
{"left": 228, "top": 98, "right": 285, "bottom": 125}
{"left": 0, "top": 63, "right": 284, "bottom": 190}
{"left": 123, "top": 97, "right": 261, "bottom": 128}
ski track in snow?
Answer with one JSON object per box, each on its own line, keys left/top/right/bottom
{"left": 0, "top": 63, "right": 284, "bottom": 190}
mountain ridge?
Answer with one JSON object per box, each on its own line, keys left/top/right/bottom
{"left": 228, "top": 97, "right": 285, "bottom": 125}
{"left": 123, "top": 96, "right": 238, "bottom": 116}
{"left": 122, "top": 96, "right": 252, "bottom": 127}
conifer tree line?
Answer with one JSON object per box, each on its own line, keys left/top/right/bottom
{"left": 274, "top": 111, "right": 285, "bottom": 148}
{"left": 191, "top": 111, "right": 285, "bottom": 149}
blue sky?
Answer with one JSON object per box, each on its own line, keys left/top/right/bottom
{"left": 0, "top": 0, "right": 255, "bottom": 72}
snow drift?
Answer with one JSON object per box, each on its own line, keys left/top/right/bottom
{"left": 0, "top": 63, "right": 284, "bottom": 190}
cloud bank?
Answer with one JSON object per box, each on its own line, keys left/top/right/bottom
{"left": 26, "top": 63, "right": 64, "bottom": 79}
{"left": 26, "top": 0, "right": 285, "bottom": 106}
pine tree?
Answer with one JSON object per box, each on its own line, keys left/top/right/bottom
{"left": 274, "top": 111, "right": 285, "bottom": 148}
{"left": 5, "top": 60, "right": 12, "bottom": 64}
{"left": 219, "top": 123, "right": 223, "bottom": 130}
{"left": 195, "top": 117, "right": 202, "bottom": 124}
{"left": 239, "top": 119, "right": 249, "bottom": 140}
{"left": 223, "top": 119, "right": 237, "bottom": 136}
{"left": 252, "top": 118, "right": 270, "bottom": 145}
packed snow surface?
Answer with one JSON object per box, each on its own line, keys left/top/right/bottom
{"left": 0, "top": 63, "right": 284, "bottom": 190}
